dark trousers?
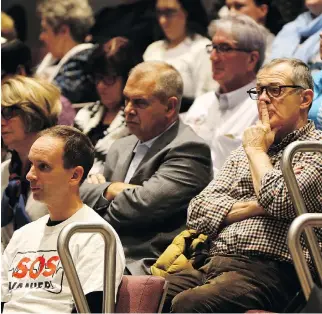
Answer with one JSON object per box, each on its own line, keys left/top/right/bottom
{"left": 163, "top": 254, "right": 301, "bottom": 313}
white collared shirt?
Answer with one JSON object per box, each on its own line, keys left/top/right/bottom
{"left": 184, "top": 80, "right": 258, "bottom": 175}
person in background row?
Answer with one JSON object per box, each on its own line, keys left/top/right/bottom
{"left": 309, "top": 31, "right": 322, "bottom": 130}
{"left": 184, "top": 15, "right": 265, "bottom": 175}
{"left": 1, "top": 76, "right": 62, "bottom": 251}
{"left": 35, "top": 0, "right": 97, "bottom": 103}
{"left": 74, "top": 37, "right": 143, "bottom": 175}
{"left": 1, "top": 125, "right": 125, "bottom": 313}
{"left": 143, "top": 0, "right": 216, "bottom": 112}
{"left": 1, "top": 39, "right": 76, "bottom": 126}
{"left": 80, "top": 61, "right": 213, "bottom": 275}
{"left": 270, "top": 0, "right": 322, "bottom": 72}
{"left": 223, "top": 0, "right": 284, "bottom": 60}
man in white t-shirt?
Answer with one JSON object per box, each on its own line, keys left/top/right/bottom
{"left": 184, "top": 15, "right": 266, "bottom": 175}
{"left": 1, "top": 125, "right": 125, "bottom": 313}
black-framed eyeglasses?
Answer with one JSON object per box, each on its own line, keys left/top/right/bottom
{"left": 156, "top": 8, "right": 179, "bottom": 19}
{"left": 1, "top": 105, "right": 22, "bottom": 120}
{"left": 247, "top": 85, "right": 305, "bottom": 100}
{"left": 206, "top": 43, "right": 251, "bottom": 54}
{"left": 94, "top": 74, "right": 118, "bottom": 86}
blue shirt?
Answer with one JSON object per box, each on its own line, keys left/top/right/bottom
{"left": 309, "top": 70, "right": 322, "bottom": 130}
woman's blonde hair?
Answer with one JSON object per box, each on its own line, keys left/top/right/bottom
{"left": 1, "top": 75, "right": 62, "bottom": 132}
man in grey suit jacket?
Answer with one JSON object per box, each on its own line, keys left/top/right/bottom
{"left": 80, "top": 61, "right": 213, "bottom": 275}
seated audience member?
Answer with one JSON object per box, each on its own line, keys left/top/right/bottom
{"left": 1, "top": 39, "right": 76, "bottom": 126}
{"left": 143, "top": 0, "right": 216, "bottom": 112}
{"left": 162, "top": 58, "right": 322, "bottom": 313}
{"left": 80, "top": 61, "right": 213, "bottom": 275}
{"left": 74, "top": 37, "right": 143, "bottom": 174}
{"left": 1, "top": 125, "right": 125, "bottom": 313}
{"left": 224, "top": 0, "right": 284, "bottom": 59}
{"left": 1, "top": 76, "right": 61, "bottom": 250}
{"left": 309, "top": 31, "right": 322, "bottom": 130}
{"left": 35, "top": 0, "right": 97, "bottom": 103}
{"left": 270, "top": 0, "right": 322, "bottom": 72}
{"left": 184, "top": 15, "right": 264, "bottom": 175}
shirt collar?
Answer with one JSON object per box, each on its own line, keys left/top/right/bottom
{"left": 134, "top": 120, "right": 177, "bottom": 152}
{"left": 269, "top": 121, "right": 316, "bottom": 152}
{"left": 216, "top": 80, "right": 256, "bottom": 111}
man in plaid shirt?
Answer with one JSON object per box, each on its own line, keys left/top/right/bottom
{"left": 164, "top": 58, "right": 322, "bottom": 313}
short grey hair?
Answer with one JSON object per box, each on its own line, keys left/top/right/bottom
{"left": 38, "top": 0, "right": 94, "bottom": 43}
{"left": 208, "top": 15, "right": 266, "bottom": 73}
{"left": 258, "top": 58, "right": 314, "bottom": 90}
{"left": 130, "top": 61, "right": 184, "bottom": 113}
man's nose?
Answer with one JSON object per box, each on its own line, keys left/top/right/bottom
{"left": 26, "top": 165, "right": 37, "bottom": 182}
{"left": 210, "top": 48, "right": 220, "bottom": 61}
{"left": 258, "top": 88, "right": 270, "bottom": 103}
{"left": 124, "top": 102, "right": 136, "bottom": 116}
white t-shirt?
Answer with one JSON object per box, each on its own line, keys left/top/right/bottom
{"left": 143, "top": 34, "right": 216, "bottom": 99}
{"left": 1, "top": 204, "right": 125, "bottom": 313}
{"left": 184, "top": 80, "right": 258, "bottom": 175}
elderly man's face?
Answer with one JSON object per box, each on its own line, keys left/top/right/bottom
{"left": 256, "top": 63, "right": 306, "bottom": 134}
{"left": 210, "top": 29, "right": 255, "bottom": 93}
{"left": 123, "top": 71, "right": 170, "bottom": 142}
{"left": 26, "top": 136, "right": 75, "bottom": 206}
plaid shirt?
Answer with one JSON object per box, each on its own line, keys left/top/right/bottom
{"left": 187, "top": 121, "right": 322, "bottom": 268}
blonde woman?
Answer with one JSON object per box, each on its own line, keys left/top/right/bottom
{"left": 1, "top": 76, "right": 61, "bottom": 250}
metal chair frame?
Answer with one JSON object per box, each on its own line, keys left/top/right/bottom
{"left": 57, "top": 222, "right": 116, "bottom": 313}
{"left": 281, "top": 141, "right": 322, "bottom": 301}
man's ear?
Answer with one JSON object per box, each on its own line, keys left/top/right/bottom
{"left": 70, "top": 166, "right": 84, "bottom": 186}
{"left": 300, "top": 89, "right": 314, "bottom": 110}
{"left": 166, "top": 97, "right": 178, "bottom": 115}
{"left": 247, "top": 51, "right": 260, "bottom": 72}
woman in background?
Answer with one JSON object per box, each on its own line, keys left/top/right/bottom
{"left": 1, "top": 76, "right": 61, "bottom": 250}
{"left": 74, "top": 36, "right": 143, "bottom": 174}
{"left": 143, "top": 0, "right": 216, "bottom": 112}
{"left": 222, "top": 0, "right": 284, "bottom": 60}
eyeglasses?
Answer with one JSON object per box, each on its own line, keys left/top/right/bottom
{"left": 156, "top": 8, "right": 179, "bottom": 19}
{"left": 247, "top": 85, "right": 305, "bottom": 100}
{"left": 206, "top": 43, "right": 251, "bottom": 54}
{"left": 1, "top": 105, "right": 22, "bottom": 120}
{"left": 94, "top": 74, "right": 117, "bottom": 86}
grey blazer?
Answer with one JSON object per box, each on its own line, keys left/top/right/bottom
{"left": 80, "top": 119, "right": 213, "bottom": 275}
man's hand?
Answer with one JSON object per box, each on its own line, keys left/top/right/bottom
{"left": 87, "top": 174, "right": 106, "bottom": 184}
{"left": 104, "top": 182, "right": 139, "bottom": 201}
{"left": 223, "top": 201, "right": 267, "bottom": 226}
{"left": 242, "top": 102, "right": 279, "bottom": 153}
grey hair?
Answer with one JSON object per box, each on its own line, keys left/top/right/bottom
{"left": 208, "top": 14, "right": 266, "bottom": 73}
{"left": 130, "top": 61, "right": 184, "bottom": 113}
{"left": 258, "top": 58, "right": 314, "bottom": 90}
{"left": 38, "top": 0, "right": 94, "bottom": 43}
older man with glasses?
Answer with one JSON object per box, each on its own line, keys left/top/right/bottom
{"left": 162, "top": 57, "right": 322, "bottom": 313}
{"left": 184, "top": 14, "right": 266, "bottom": 175}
